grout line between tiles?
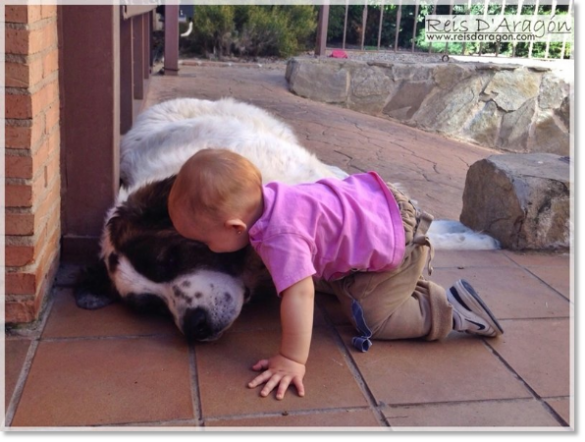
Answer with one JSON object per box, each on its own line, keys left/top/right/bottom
{"left": 188, "top": 344, "right": 204, "bottom": 426}
{"left": 481, "top": 340, "right": 570, "bottom": 427}
{"left": 314, "top": 299, "right": 390, "bottom": 428}
{"left": 39, "top": 333, "right": 180, "bottom": 343}
{"left": 521, "top": 267, "right": 572, "bottom": 303}
{"left": 201, "top": 406, "right": 377, "bottom": 425}
{"left": 3, "top": 339, "right": 40, "bottom": 427}
{"left": 4, "top": 288, "right": 59, "bottom": 427}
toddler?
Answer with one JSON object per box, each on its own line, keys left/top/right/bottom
{"left": 168, "top": 148, "right": 504, "bottom": 401}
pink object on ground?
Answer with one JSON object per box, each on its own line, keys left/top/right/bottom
{"left": 329, "top": 49, "right": 348, "bottom": 59}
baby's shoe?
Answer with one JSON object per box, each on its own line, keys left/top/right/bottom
{"left": 447, "top": 279, "right": 504, "bottom": 337}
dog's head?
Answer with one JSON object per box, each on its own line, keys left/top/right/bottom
{"left": 75, "top": 176, "right": 268, "bottom": 342}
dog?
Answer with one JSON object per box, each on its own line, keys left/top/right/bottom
{"left": 75, "top": 97, "right": 499, "bottom": 342}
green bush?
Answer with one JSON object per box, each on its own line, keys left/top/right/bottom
{"left": 183, "top": 5, "right": 317, "bottom": 59}
{"left": 189, "top": 5, "right": 235, "bottom": 58}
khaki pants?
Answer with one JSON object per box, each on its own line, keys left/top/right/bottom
{"left": 315, "top": 185, "right": 454, "bottom": 348}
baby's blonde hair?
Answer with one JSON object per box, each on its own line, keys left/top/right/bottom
{"left": 169, "top": 148, "right": 263, "bottom": 225}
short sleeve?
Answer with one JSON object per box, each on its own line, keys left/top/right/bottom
{"left": 256, "top": 233, "right": 316, "bottom": 294}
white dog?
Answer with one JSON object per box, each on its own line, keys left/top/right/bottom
{"left": 75, "top": 97, "right": 498, "bottom": 342}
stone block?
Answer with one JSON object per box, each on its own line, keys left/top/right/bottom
{"left": 286, "top": 59, "right": 350, "bottom": 104}
{"left": 460, "top": 153, "right": 570, "bottom": 250}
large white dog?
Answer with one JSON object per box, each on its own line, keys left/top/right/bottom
{"left": 75, "top": 97, "right": 498, "bottom": 342}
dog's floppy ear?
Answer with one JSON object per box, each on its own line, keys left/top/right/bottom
{"left": 74, "top": 259, "right": 121, "bottom": 309}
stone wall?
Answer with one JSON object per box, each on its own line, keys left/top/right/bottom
{"left": 286, "top": 57, "right": 571, "bottom": 156}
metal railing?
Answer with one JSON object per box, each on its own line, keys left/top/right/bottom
{"left": 327, "top": 0, "right": 573, "bottom": 60}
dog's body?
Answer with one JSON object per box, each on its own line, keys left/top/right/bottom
{"left": 75, "top": 97, "right": 498, "bottom": 342}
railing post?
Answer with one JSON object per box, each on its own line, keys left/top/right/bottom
{"left": 133, "top": 15, "right": 144, "bottom": 99}
{"left": 315, "top": 4, "right": 330, "bottom": 56}
{"left": 60, "top": 5, "right": 121, "bottom": 255}
{"left": 378, "top": 0, "right": 384, "bottom": 51}
{"left": 394, "top": 0, "right": 402, "bottom": 52}
{"left": 360, "top": 2, "right": 367, "bottom": 51}
{"left": 343, "top": 0, "right": 348, "bottom": 50}
{"left": 411, "top": 2, "right": 419, "bottom": 52}
{"left": 120, "top": 11, "right": 134, "bottom": 134}
{"left": 164, "top": 4, "right": 179, "bottom": 74}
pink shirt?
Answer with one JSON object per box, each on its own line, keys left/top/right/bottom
{"left": 248, "top": 172, "right": 405, "bottom": 294}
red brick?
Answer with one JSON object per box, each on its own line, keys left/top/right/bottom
{"left": 5, "top": 28, "right": 30, "bottom": 55}
{"left": 5, "top": 183, "right": 33, "bottom": 207}
{"left": 33, "top": 24, "right": 58, "bottom": 54}
{"left": 42, "top": 49, "right": 59, "bottom": 78}
{"left": 5, "top": 134, "right": 51, "bottom": 180}
{"left": 44, "top": 103, "right": 60, "bottom": 133}
{"left": 6, "top": 93, "right": 32, "bottom": 119}
{"left": 41, "top": 5, "right": 57, "bottom": 19}
{"left": 5, "top": 154, "right": 32, "bottom": 178}
{"left": 5, "top": 299, "right": 37, "bottom": 323}
{"left": 35, "top": 79, "right": 59, "bottom": 114}
{"left": 5, "top": 6, "right": 41, "bottom": 24}
{"left": 6, "top": 58, "right": 44, "bottom": 88}
{"left": 5, "top": 117, "right": 45, "bottom": 149}
{"left": 5, "top": 272, "right": 37, "bottom": 296}
{"left": 33, "top": 179, "right": 61, "bottom": 234}
{"left": 5, "top": 23, "right": 57, "bottom": 56}
{"left": 5, "top": 212, "right": 35, "bottom": 236}
{"left": 6, "top": 80, "right": 58, "bottom": 119}
{"left": 5, "top": 244, "right": 35, "bottom": 267}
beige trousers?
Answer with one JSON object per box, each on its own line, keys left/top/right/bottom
{"left": 315, "top": 185, "right": 454, "bottom": 343}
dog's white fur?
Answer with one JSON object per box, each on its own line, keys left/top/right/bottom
{"left": 119, "top": 97, "right": 499, "bottom": 251}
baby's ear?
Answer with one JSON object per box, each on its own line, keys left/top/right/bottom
{"left": 225, "top": 219, "right": 247, "bottom": 234}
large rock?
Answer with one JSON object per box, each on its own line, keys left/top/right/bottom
{"left": 460, "top": 153, "right": 570, "bottom": 250}
{"left": 483, "top": 69, "right": 541, "bottom": 112}
{"left": 348, "top": 65, "right": 395, "bottom": 113}
{"left": 286, "top": 59, "right": 350, "bottom": 104}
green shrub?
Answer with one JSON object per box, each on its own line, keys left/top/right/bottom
{"left": 238, "top": 6, "right": 317, "bottom": 58}
{"left": 183, "top": 5, "right": 317, "bottom": 59}
{"left": 188, "top": 5, "right": 235, "bottom": 58}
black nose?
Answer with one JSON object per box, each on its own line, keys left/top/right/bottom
{"left": 182, "top": 308, "right": 213, "bottom": 342}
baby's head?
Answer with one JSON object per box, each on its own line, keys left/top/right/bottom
{"left": 168, "top": 148, "right": 263, "bottom": 252}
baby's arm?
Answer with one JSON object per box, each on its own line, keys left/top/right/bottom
{"left": 247, "top": 276, "right": 314, "bottom": 400}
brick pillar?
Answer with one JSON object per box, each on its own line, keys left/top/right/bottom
{"left": 4, "top": 4, "right": 62, "bottom": 323}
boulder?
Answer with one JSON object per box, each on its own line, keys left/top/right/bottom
{"left": 460, "top": 153, "right": 570, "bottom": 250}
{"left": 286, "top": 59, "right": 350, "bottom": 104}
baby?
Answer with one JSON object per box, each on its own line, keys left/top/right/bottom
{"left": 168, "top": 148, "right": 503, "bottom": 400}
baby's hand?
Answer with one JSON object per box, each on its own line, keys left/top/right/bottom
{"left": 247, "top": 354, "right": 306, "bottom": 400}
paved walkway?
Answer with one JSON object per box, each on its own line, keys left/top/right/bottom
{"left": 4, "top": 63, "right": 573, "bottom": 430}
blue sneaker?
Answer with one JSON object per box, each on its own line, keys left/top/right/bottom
{"left": 448, "top": 279, "right": 504, "bottom": 337}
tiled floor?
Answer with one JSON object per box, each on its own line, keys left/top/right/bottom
{"left": 4, "top": 250, "right": 572, "bottom": 429}
{"left": 4, "top": 62, "right": 574, "bottom": 430}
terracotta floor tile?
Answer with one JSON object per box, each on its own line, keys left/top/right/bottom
{"left": 502, "top": 251, "right": 570, "bottom": 267}
{"left": 525, "top": 265, "right": 571, "bottom": 300}
{"left": 42, "top": 288, "right": 181, "bottom": 339}
{"left": 432, "top": 250, "right": 518, "bottom": 269}
{"left": 487, "top": 319, "right": 571, "bottom": 398}
{"left": 11, "top": 336, "right": 194, "bottom": 427}
{"left": 339, "top": 328, "right": 532, "bottom": 406}
{"left": 4, "top": 339, "right": 32, "bottom": 409}
{"left": 206, "top": 408, "right": 381, "bottom": 427}
{"left": 383, "top": 399, "right": 562, "bottom": 427}
{"left": 315, "top": 292, "right": 352, "bottom": 326}
{"left": 196, "top": 327, "right": 368, "bottom": 418}
{"left": 545, "top": 398, "right": 572, "bottom": 427}
{"left": 229, "top": 290, "right": 327, "bottom": 333}
{"left": 431, "top": 266, "right": 570, "bottom": 320}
